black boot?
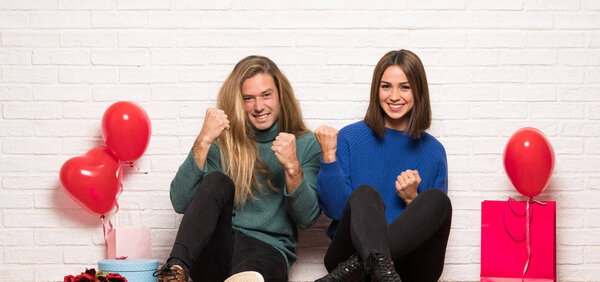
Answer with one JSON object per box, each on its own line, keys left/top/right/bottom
{"left": 364, "top": 251, "right": 401, "bottom": 282}
{"left": 315, "top": 254, "right": 366, "bottom": 282}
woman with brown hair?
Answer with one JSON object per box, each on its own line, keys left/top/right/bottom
{"left": 315, "top": 50, "right": 452, "bottom": 282}
{"left": 155, "top": 55, "right": 322, "bottom": 282}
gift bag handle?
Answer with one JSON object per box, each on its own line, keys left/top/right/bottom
{"left": 115, "top": 201, "right": 143, "bottom": 227}
{"left": 501, "top": 197, "right": 534, "bottom": 241}
{"left": 501, "top": 197, "right": 547, "bottom": 279}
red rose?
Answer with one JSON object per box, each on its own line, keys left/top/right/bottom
{"left": 106, "top": 273, "right": 127, "bottom": 282}
{"left": 64, "top": 275, "right": 76, "bottom": 282}
{"left": 74, "top": 273, "right": 96, "bottom": 282}
{"left": 84, "top": 268, "right": 97, "bottom": 277}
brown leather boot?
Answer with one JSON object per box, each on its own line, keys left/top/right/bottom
{"left": 153, "top": 264, "right": 188, "bottom": 282}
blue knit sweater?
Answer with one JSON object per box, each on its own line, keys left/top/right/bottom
{"left": 317, "top": 121, "right": 448, "bottom": 238}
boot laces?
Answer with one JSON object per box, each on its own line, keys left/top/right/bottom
{"left": 153, "top": 264, "right": 183, "bottom": 282}
{"left": 365, "top": 251, "right": 400, "bottom": 282}
{"left": 316, "top": 254, "right": 365, "bottom": 282}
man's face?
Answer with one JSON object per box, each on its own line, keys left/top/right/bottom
{"left": 242, "top": 73, "right": 281, "bottom": 131}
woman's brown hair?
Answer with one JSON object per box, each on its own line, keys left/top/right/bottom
{"left": 364, "top": 49, "right": 431, "bottom": 138}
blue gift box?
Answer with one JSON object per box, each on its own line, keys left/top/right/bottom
{"left": 98, "top": 258, "right": 158, "bottom": 282}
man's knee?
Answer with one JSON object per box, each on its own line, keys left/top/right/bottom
{"left": 202, "top": 171, "right": 235, "bottom": 199}
{"left": 205, "top": 171, "right": 234, "bottom": 185}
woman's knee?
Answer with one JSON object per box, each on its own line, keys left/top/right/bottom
{"left": 420, "top": 189, "right": 452, "bottom": 219}
{"left": 323, "top": 252, "right": 339, "bottom": 272}
{"left": 349, "top": 185, "right": 385, "bottom": 207}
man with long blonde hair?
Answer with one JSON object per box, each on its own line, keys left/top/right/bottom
{"left": 155, "top": 56, "right": 322, "bottom": 282}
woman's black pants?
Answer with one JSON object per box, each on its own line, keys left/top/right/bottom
{"left": 324, "top": 185, "right": 452, "bottom": 282}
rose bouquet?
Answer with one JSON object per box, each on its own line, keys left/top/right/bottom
{"left": 64, "top": 268, "right": 127, "bottom": 282}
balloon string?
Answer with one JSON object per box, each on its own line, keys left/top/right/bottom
{"left": 114, "top": 162, "right": 125, "bottom": 216}
{"left": 124, "top": 161, "right": 148, "bottom": 174}
{"left": 103, "top": 161, "right": 147, "bottom": 248}
{"left": 102, "top": 162, "right": 125, "bottom": 248}
{"left": 522, "top": 198, "right": 546, "bottom": 280}
{"left": 101, "top": 215, "right": 108, "bottom": 248}
{"left": 522, "top": 199, "right": 531, "bottom": 281}
{"left": 111, "top": 161, "right": 125, "bottom": 227}
{"left": 502, "top": 197, "right": 547, "bottom": 281}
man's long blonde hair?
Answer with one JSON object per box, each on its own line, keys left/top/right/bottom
{"left": 217, "top": 55, "right": 309, "bottom": 208}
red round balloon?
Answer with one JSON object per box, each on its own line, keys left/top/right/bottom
{"left": 102, "top": 101, "right": 151, "bottom": 162}
{"left": 60, "top": 146, "right": 122, "bottom": 215}
{"left": 503, "top": 127, "right": 555, "bottom": 197}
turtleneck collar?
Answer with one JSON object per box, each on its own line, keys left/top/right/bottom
{"left": 253, "top": 121, "right": 279, "bottom": 143}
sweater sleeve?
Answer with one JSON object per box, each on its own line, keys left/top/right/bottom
{"left": 432, "top": 147, "right": 448, "bottom": 194}
{"left": 170, "top": 144, "right": 221, "bottom": 214}
{"left": 284, "top": 135, "right": 322, "bottom": 230}
{"left": 316, "top": 131, "right": 353, "bottom": 221}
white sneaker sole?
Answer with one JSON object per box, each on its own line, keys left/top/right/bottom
{"left": 224, "top": 271, "right": 265, "bottom": 282}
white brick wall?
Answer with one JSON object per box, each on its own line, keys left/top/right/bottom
{"left": 1, "top": 1, "right": 599, "bottom": 281}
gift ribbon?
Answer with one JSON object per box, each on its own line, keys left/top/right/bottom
{"left": 101, "top": 161, "right": 148, "bottom": 248}
{"left": 124, "top": 161, "right": 149, "bottom": 174}
{"left": 101, "top": 214, "right": 114, "bottom": 248}
{"left": 101, "top": 162, "right": 126, "bottom": 248}
{"left": 502, "top": 197, "right": 547, "bottom": 281}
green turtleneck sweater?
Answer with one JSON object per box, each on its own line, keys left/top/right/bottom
{"left": 170, "top": 123, "right": 322, "bottom": 269}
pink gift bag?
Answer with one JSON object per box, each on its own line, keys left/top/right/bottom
{"left": 106, "top": 207, "right": 152, "bottom": 259}
{"left": 481, "top": 199, "right": 556, "bottom": 282}
{"left": 107, "top": 227, "right": 152, "bottom": 259}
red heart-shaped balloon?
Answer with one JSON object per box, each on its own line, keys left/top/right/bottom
{"left": 59, "top": 146, "right": 122, "bottom": 215}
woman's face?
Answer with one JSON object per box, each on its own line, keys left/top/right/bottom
{"left": 378, "top": 65, "right": 414, "bottom": 131}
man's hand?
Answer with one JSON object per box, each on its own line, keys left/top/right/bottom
{"left": 314, "top": 125, "right": 338, "bottom": 163}
{"left": 272, "top": 132, "right": 303, "bottom": 194}
{"left": 395, "top": 169, "right": 420, "bottom": 205}
{"left": 272, "top": 133, "right": 300, "bottom": 172}
{"left": 195, "top": 108, "right": 229, "bottom": 147}
{"left": 192, "top": 108, "right": 229, "bottom": 168}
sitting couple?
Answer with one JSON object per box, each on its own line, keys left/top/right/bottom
{"left": 154, "top": 50, "right": 452, "bottom": 282}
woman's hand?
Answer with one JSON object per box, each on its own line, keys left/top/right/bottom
{"left": 314, "top": 125, "right": 338, "bottom": 163}
{"left": 395, "top": 169, "right": 420, "bottom": 205}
